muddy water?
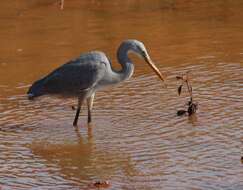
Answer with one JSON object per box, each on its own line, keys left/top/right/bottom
{"left": 0, "top": 1, "right": 243, "bottom": 189}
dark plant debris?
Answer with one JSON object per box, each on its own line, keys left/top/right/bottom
{"left": 178, "top": 85, "right": 182, "bottom": 96}
{"left": 176, "top": 72, "right": 198, "bottom": 116}
{"left": 187, "top": 98, "right": 198, "bottom": 116}
{"left": 59, "top": 0, "right": 64, "bottom": 10}
{"left": 93, "top": 181, "right": 110, "bottom": 189}
{"left": 177, "top": 110, "right": 187, "bottom": 116}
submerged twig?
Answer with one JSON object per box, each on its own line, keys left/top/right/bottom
{"left": 60, "top": 0, "right": 64, "bottom": 10}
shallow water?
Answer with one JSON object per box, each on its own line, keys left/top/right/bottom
{"left": 0, "top": 1, "right": 243, "bottom": 189}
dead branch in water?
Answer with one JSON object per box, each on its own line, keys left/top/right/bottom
{"left": 60, "top": 0, "right": 64, "bottom": 10}
{"left": 176, "top": 72, "right": 198, "bottom": 116}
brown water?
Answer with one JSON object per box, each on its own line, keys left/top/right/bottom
{"left": 0, "top": 1, "right": 243, "bottom": 189}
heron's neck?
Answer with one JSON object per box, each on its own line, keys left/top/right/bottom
{"left": 98, "top": 45, "right": 134, "bottom": 88}
{"left": 115, "top": 46, "right": 134, "bottom": 82}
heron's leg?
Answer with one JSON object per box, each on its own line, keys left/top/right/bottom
{"left": 73, "top": 95, "right": 85, "bottom": 126}
{"left": 87, "top": 93, "right": 95, "bottom": 123}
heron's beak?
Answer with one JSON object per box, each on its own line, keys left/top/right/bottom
{"left": 144, "top": 54, "right": 166, "bottom": 84}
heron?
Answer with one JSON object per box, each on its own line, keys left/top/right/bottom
{"left": 27, "top": 39, "right": 165, "bottom": 126}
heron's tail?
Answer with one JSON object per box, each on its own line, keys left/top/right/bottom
{"left": 27, "top": 77, "right": 46, "bottom": 100}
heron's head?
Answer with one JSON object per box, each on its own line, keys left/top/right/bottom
{"left": 125, "top": 39, "right": 166, "bottom": 84}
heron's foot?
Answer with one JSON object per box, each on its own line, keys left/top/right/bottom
{"left": 73, "top": 106, "right": 81, "bottom": 127}
{"left": 87, "top": 111, "right": 92, "bottom": 123}
{"left": 73, "top": 121, "right": 78, "bottom": 127}
{"left": 87, "top": 108, "right": 92, "bottom": 123}
{"left": 73, "top": 115, "right": 79, "bottom": 126}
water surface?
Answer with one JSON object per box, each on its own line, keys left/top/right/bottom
{"left": 0, "top": 1, "right": 242, "bottom": 189}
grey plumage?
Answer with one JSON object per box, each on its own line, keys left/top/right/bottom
{"left": 27, "top": 39, "right": 165, "bottom": 126}
{"left": 28, "top": 52, "right": 107, "bottom": 97}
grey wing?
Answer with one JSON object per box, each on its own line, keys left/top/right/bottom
{"left": 43, "top": 53, "right": 107, "bottom": 95}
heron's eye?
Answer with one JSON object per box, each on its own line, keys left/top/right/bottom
{"left": 142, "top": 51, "right": 146, "bottom": 56}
